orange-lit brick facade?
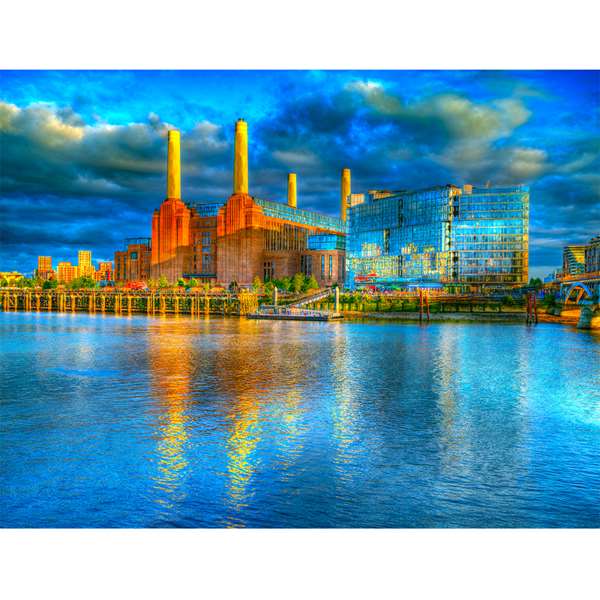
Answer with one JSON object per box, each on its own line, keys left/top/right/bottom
{"left": 148, "top": 120, "right": 346, "bottom": 287}
{"left": 115, "top": 239, "right": 151, "bottom": 283}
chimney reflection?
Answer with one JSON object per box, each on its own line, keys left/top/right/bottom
{"left": 215, "top": 320, "right": 308, "bottom": 522}
{"left": 147, "top": 317, "right": 191, "bottom": 510}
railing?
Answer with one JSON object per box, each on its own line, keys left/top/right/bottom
{"left": 288, "top": 288, "right": 333, "bottom": 308}
{"left": 558, "top": 271, "right": 600, "bottom": 283}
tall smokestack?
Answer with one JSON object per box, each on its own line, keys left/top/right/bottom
{"left": 340, "top": 168, "right": 351, "bottom": 221}
{"left": 288, "top": 173, "right": 297, "bottom": 208}
{"left": 167, "top": 130, "right": 181, "bottom": 199}
{"left": 233, "top": 119, "right": 249, "bottom": 194}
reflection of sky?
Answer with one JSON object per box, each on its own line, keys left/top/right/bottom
{"left": 2, "top": 312, "right": 599, "bottom": 527}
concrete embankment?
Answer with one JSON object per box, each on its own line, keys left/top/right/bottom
{"left": 345, "top": 311, "right": 527, "bottom": 323}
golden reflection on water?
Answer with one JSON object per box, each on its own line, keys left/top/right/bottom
{"left": 214, "top": 318, "right": 265, "bottom": 522}
{"left": 330, "top": 324, "right": 361, "bottom": 480}
{"left": 147, "top": 316, "right": 191, "bottom": 510}
{"left": 215, "top": 319, "right": 309, "bottom": 523}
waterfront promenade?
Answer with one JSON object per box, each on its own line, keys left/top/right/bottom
{"left": 1, "top": 287, "right": 598, "bottom": 327}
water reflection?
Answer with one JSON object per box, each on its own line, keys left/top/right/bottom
{"left": 3, "top": 311, "right": 599, "bottom": 528}
{"left": 147, "top": 317, "right": 191, "bottom": 512}
{"left": 212, "top": 319, "right": 265, "bottom": 524}
{"left": 330, "top": 325, "right": 362, "bottom": 482}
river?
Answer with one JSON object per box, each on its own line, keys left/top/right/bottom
{"left": 1, "top": 311, "right": 599, "bottom": 527}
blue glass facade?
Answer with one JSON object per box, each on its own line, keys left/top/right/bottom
{"left": 307, "top": 233, "right": 346, "bottom": 251}
{"left": 346, "top": 185, "right": 529, "bottom": 290}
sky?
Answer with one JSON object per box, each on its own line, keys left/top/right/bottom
{"left": 0, "top": 70, "right": 598, "bottom": 278}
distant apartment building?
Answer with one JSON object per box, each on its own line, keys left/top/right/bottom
{"left": 114, "top": 238, "right": 152, "bottom": 283}
{"left": 584, "top": 235, "right": 600, "bottom": 273}
{"left": 36, "top": 256, "right": 53, "bottom": 280}
{"left": 77, "top": 250, "right": 95, "bottom": 278}
{"left": 57, "top": 262, "right": 77, "bottom": 284}
{"left": 562, "top": 244, "right": 586, "bottom": 276}
{"left": 345, "top": 184, "right": 529, "bottom": 291}
{"left": 95, "top": 261, "right": 113, "bottom": 282}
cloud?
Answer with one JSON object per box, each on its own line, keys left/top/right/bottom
{"left": 1, "top": 71, "right": 599, "bottom": 274}
{"left": 0, "top": 101, "right": 230, "bottom": 199}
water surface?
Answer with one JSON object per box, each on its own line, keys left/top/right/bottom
{"left": 1, "top": 311, "right": 599, "bottom": 527}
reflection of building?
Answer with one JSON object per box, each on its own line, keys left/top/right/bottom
{"left": 114, "top": 239, "right": 151, "bottom": 283}
{"left": 149, "top": 120, "right": 346, "bottom": 286}
{"left": 36, "top": 256, "right": 53, "bottom": 280}
{"left": 147, "top": 321, "right": 192, "bottom": 511}
{"left": 562, "top": 244, "right": 586, "bottom": 276}
{"left": 57, "top": 261, "right": 77, "bottom": 284}
{"left": 584, "top": 235, "right": 600, "bottom": 273}
{"left": 346, "top": 184, "right": 529, "bottom": 291}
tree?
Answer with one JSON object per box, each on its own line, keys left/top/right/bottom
{"left": 42, "top": 279, "right": 58, "bottom": 290}
{"left": 305, "top": 275, "right": 319, "bottom": 291}
{"left": 529, "top": 277, "right": 543, "bottom": 290}
{"left": 188, "top": 278, "right": 199, "bottom": 288}
{"left": 501, "top": 295, "right": 515, "bottom": 306}
{"left": 177, "top": 278, "right": 186, "bottom": 287}
{"left": 158, "top": 275, "right": 169, "bottom": 289}
{"left": 291, "top": 272, "right": 305, "bottom": 294}
{"left": 147, "top": 278, "right": 158, "bottom": 290}
{"left": 228, "top": 280, "right": 239, "bottom": 293}
{"left": 69, "top": 276, "right": 96, "bottom": 290}
{"left": 279, "top": 276, "right": 291, "bottom": 292}
{"left": 252, "top": 275, "right": 262, "bottom": 292}
{"left": 264, "top": 280, "right": 274, "bottom": 295}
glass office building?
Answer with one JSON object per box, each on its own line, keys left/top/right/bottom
{"left": 345, "top": 184, "right": 529, "bottom": 291}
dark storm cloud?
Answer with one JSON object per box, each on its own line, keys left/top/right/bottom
{"left": 0, "top": 101, "right": 231, "bottom": 200}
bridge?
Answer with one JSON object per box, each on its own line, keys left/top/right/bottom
{"left": 558, "top": 271, "right": 600, "bottom": 304}
{"left": 288, "top": 287, "right": 336, "bottom": 308}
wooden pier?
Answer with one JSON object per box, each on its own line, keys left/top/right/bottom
{"left": 0, "top": 289, "right": 259, "bottom": 316}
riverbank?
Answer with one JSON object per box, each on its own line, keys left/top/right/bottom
{"left": 344, "top": 310, "right": 527, "bottom": 323}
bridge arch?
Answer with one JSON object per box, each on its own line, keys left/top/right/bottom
{"left": 563, "top": 282, "right": 593, "bottom": 304}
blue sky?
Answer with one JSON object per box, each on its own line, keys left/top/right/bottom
{"left": 1, "top": 70, "right": 598, "bottom": 277}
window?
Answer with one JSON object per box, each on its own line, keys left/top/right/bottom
{"left": 329, "top": 255, "right": 333, "bottom": 279}
{"left": 301, "top": 255, "right": 312, "bottom": 276}
{"left": 383, "top": 229, "right": 390, "bottom": 254}
{"left": 130, "top": 251, "right": 138, "bottom": 260}
{"left": 202, "top": 255, "right": 211, "bottom": 271}
{"left": 264, "top": 261, "right": 274, "bottom": 281}
{"left": 321, "top": 255, "right": 325, "bottom": 279}
{"left": 202, "top": 231, "right": 211, "bottom": 253}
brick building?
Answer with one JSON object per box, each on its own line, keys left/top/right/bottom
{"left": 114, "top": 238, "right": 151, "bottom": 283}
{"left": 36, "top": 256, "right": 54, "bottom": 280}
{"left": 149, "top": 121, "right": 346, "bottom": 287}
{"left": 57, "top": 262, "right": 77, "bottom": 284}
